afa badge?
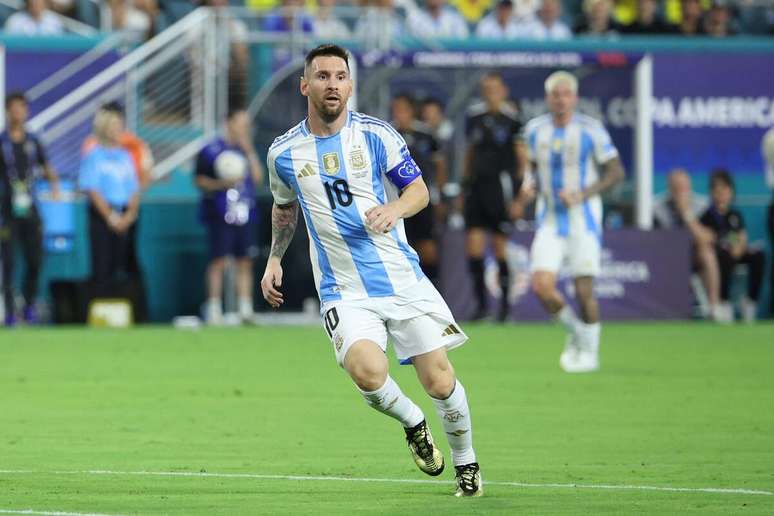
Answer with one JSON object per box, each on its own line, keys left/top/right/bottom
{"left": 350, "top": 148, "right": 366, "bottom": 170}
{"left": 322, "top": 152, "right": 340, "bottom": 175}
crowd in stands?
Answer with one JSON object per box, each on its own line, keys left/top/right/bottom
{"left": 2, "top": 0, "right": 773, "bottom": 39}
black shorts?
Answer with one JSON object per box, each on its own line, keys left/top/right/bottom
{"left": 404, "top": 203, "right": 435, "bottom": 244}
{"left": 464, "top": 182, "right": 512, "bottom": 235}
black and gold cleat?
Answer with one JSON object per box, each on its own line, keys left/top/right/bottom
{"left": 404, "top": 419, "right": 445, "bottom": 476}
{"left": 454, "top": 462, "right": 483, "bottom": 497}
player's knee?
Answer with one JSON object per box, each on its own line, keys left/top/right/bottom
{"left": 423, "top": 370, "right": 455, "bottom": 399}
{"left": 348, "top": 360, "right": 388, "bottom": 392}
{"left": 531, "top": 275, "right": 552, "bottom": 299}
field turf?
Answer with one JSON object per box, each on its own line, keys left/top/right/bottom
{"left": 1, "top": 323, "right": 773, "bottom": 514}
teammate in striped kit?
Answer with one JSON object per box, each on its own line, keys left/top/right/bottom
{"left": 261, "top": 44, "right": 482, "bottom": 497}
{"left": 517, "top": 71, "right": 624, "bottom": 373}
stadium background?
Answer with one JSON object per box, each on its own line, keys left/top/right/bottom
{"left": 1, "top": 3, "right": 774, "bottom": 514}
{"left": 2, "top": 3, "right": 772, "bottom": 321}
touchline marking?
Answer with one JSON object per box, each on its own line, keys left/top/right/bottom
{"left": 0, "top": 510, "right": 120, "bottom": 516}
{"left": 0, "top": 469, "right": 771, "bottom": 497}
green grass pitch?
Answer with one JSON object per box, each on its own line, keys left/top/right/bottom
{"left": 1, "top": 323, "right": 773, "bottom": 514}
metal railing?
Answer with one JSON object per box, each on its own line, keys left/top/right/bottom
{"left": 27, "top": 8, "right": 229, "bottom": 183}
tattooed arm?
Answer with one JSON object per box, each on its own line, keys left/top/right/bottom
{"left": 261, "top": 201, "right": 299, "bottom": 307}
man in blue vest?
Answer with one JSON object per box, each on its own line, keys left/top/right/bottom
{"left": 0, "top": 91, "right": 60, "bottom": 326}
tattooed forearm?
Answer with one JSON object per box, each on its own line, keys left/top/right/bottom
{"left": 270, "top": 201, "right": 299, "bottom": 260}
{"left": 584, "top": 157, "right": 625, "bottom": 199}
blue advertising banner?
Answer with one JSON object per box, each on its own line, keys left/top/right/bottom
{"left": 653, "top": 53, "right": 774, "bottom": 178}
{"left": 440, "top": 228, "right": 693, "bottom": 321}
{"left": 356, "top": 49, "right": 639, "bottom": 175}
{"left": 4, "top": 42, "right": 118, "bottom": 116}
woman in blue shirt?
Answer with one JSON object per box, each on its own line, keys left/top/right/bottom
{"left": 79, "top": 107, "right": 143, "bottom": 303}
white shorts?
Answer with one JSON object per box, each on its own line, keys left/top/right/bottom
{"left": 530, "top": 227, "right": 601, "bottom": 277}
{"left": 320, "top": 277, "right": 468, "bottom": 366}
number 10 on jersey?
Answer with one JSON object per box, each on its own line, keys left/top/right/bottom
{"left": 324, "top": 179, "right": 353, "bottom": 210}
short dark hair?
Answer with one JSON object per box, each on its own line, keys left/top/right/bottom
{"left": 709, "top": 168, "right": 734, "bottom": 191}
{"left": 422, "top": 97, "right": 445, "bottom": 110}
{"left": 391, "top": 93, "right": 416, "bottom": 115}
{"left": 5, "top": 91, "right": 27, "bottom": 109}
{"left": 227, "top": 107, "right": 247, "bottom": 121}
{"left": 481, "top": 71, "right": 505, "bottom": 84}
{"left": 304, "top": 44, "right": 350, "bottom": 75}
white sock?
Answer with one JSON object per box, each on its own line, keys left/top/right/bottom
{"left": 359, "top": 376, "right": 424, "bottom": 429}
{"left": 555, "top": 305, "right": 580, "bottom": 333}
{"left": 238, "top": 297, "right": 253, "bottom": 318}
{"left": 578, "top": 322, "right": 601, "bottom": 353}
{"left": 206, "top": 297, "right": 222, "bottom": 321}
{"left": 431, "top": 380, "right": 476, "bottom": 466}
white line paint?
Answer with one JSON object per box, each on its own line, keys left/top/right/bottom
{"left": 0, "top": 469, "right": 771, "bottom": 497}
{"left": 0, "top": 510, "right": 119, "bottom": 516}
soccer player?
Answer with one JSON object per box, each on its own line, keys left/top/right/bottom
{"left": 261, "top": 44, "right": 482, "bottom": 497}
{"left": 517, "top": 71, "right": 624, "bottom": 373}
{"left": 390, "top": 93, "right": 448, "bottom": 287}
{"left": 462, "top": 72, "right": 524, "bottom": 322}
{"left": 195, "top": 109, "right": 264, "bottom": 325}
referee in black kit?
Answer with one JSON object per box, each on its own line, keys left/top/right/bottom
{"left": 462, "top": 72, "right": 525, "bottom": 322}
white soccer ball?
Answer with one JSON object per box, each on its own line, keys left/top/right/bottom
{"left": 763, "top": 127, "right": 774, "bottom": 165}
{"left": 214, "top": 150, "right": 248, "bottom": 182}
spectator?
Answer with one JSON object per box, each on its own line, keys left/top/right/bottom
{"left": 763, "top": 128, "right": 774, "bottom": 317}
{"left": 421, "top": 97, "right": 454, "bottom": 148}
{"left": 4, "top": 0, "right": 64, "bottom": 36}
{"left": 203, "top": 0, "right": 251, "bottom": 109}
{"left": 512, "top": 0, "right": 540, "bottom": 21}
{"left": 78, "top": 108, "right": 143, "bottom": 311}
{"left": 407, "top": 0, "right": 469, "bottom": 39}
{"left": 262, "top": 0, "right": 315, "bottom": 33}
{"left": 354, "top": 0, "right": 404, "bottom": 44}
{"left": 48, "top": 0, "right": 74, "bottom": 17}
{"left": 621, "top": 0, "right": 676, "bottom": 34}
{"left": 314, "top": 0, "right": 351, "bottom": 40}
{"left": 391, "top": 94, "right": 448, "bottom": 287}
{"left": 0, "top": 92, "right": 60, "bottom": 326}
{"left": 462, "top": 73, "right": 523, "bottom": 321}
{"left": 475, "top": 0, "right": 520, "bottom": 39}
{"left": 109, "top": 0, "right": 160, "bottom": 42}
{"left": 195, "top": 110, "right": 263, "bottom": 325}
{"left": 82, "top": 102, "right": 155, "bottom": 190}
{"left": 703, "top": 0, "right": 735, "bottom": 37}
{"left": 653, "top": 169, "right": 723, "bottom": 321}
{"left": 699, "top": 170, "right": 765, "bottom": 323}
{"left": 677, "top": 0, "right": 705, "bottom": 35}
{"left": 574, "top": 0, "right": 620, "bottom": 36}
{"left": 451, "top": 0, "right": 493, "bottom": 24}
{"left": 514, "top": 0, "right": 573, "bottom": 40}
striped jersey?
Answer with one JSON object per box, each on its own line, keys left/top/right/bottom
{"left": 522, "top": 113, "right": 618, "bottom": 238}
{"left": 267, "top": 111, "right": 425, "bottom": 303}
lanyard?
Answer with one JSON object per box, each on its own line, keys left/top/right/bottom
{"left": 0, "top": 131, "right": 40, "bottom": 183}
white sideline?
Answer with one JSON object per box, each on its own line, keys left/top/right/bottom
{"left": 0, "top": 510, "right": 119, "bottom": 516}
{"left": 0, "top": 469, "right": 771, "bottom": 497}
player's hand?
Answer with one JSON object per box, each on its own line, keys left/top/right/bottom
{"left": 558, "top": 190, "right": 583, "bottom": 207}
{"left": 261, "top": 258, "right": 284, "bottom": 308}
{"left": 365, "top": 203, "right": 401, "bottom": 233}
{"left": 509, "top": 199, "right": 525, "bottom": 221}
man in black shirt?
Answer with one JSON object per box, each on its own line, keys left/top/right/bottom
{"left": 0, "top": 92, "right": 60, "bottom": 326}
{"left": 462, "top": 72, "right": 524, "bottom": 321}
{"left": 699, "top": 170, "right": 765, "bottom": 322}
{"left": 391, "top": 94, "right": 447, "bottom": 287}
{"left": 620, "top": 0, "right": 677, "bottom": 34}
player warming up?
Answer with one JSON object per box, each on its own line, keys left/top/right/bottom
{"left": 517, "top": 71, "right": 624, "bottom": 373}
{"left": 261, "top": 44, "right": 482, "bottom": 497}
